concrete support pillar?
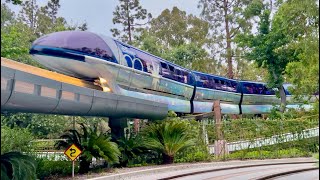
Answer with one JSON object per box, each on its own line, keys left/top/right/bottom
{"left": 109, "top": 118, "right": 128, "bottom": 141}
{"left": 213, "top": 100, "right": 229, "bottom": 156}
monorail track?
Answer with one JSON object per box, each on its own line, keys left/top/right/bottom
{"left": 1, "top": 57, "right": 168, "bottom": 119}
{"left": 1, "top": 57, "right": 101, "bottom": 90}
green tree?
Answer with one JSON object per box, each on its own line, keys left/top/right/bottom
{"left": 142, "top": 119, "right": 196, "bottom": 164}
{"left": 198, "top": 0, "right": 265, "bottom": 79}
{"left": 111, "top": 0, "right": 152, "bottom": 44}
{"left": 1, "top": 113, "right": 68, "bottom": 139}
{"left": 55, "top": 123, "right": 120, "bottom": 173}
{"left": 1, "top": 3, "right": 15, "bottom": 27}
{"left": 18, "top": 0, "right": 82, "bottom": 37}
{"left": 1, "top": 126, "right": 34, "bottom": 154}
{"left": 148, "top": 6, "right": 209, "bottom": 48}
{"left": 237, "top": 0, "right": 319, "bottom": 112}
{"left": 1, "top": 22, "right": 37, "bottom": 65}
{"left": 136, "top": 7, "right": 221, "bottom": 74}
{"left": 5, "top": 0, "right": 23, "bottom": 5}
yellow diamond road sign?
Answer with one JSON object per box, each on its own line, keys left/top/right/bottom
{"left": 64, "top": 144, "right": 82, "bottom": 161}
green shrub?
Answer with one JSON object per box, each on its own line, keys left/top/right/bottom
{"left": 225, "top": 148, "right": 311, "bottom": 160}
{"left": 1, "top": 126, "right": 34, "bottom": 154}
{"left": 36, "top": 159, "right": 79, "bottom": 179}
{"left": 175, "top": 145, "right": 212, "bottom": 163}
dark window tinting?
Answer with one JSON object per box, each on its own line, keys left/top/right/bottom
{"left": 134, "top": 59, "right": 143, "bottom": 71}
{"left": 33, "top": 31, "right": 115, "bottom": 62}
{"left": 168, "top": 65, "right": 175, "bottom": 72}
{"left": 264, "top": 86, "right": 276, "bottom": 95}
{"left": 160, "top": 62, "right": 172, "bottom": 79}
{"left": 125, "top": 55, "right": 132, "bottom": 67}
{"left": 243, "top": 83, "right": 276, "bottom": 95}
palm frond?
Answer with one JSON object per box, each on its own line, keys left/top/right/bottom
{"left": 1, "top": 152, "right": 37, "bottom": 180}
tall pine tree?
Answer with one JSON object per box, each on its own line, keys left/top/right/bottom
{"left": 111, "top": 0, "right": 151, "bottom": 44}
{"left": 198, "top": 0, "right": 264, "bottom": 79}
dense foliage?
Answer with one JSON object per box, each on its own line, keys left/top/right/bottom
{"left": 142, "top": 118, "right": 196, "bottom": 164}
{"left": 1, "top": 126, "right": 34, "bottom": 154}
{"left": 55, "top": 123, "right": 120, "bottom": 173}
{"left": 1, "top": 152, "right": 37, "bottom": 180}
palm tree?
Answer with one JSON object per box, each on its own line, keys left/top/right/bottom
{"left": 1, "top": 152, "right": 37, "bottom": 180}
{"left": 142, "top": 119, "right": 196, "bottom": 164}
{"left": 55, "top": 123, "right": 120, "bottom": 174}
{"left": 117, "top": 134, "right": 146, "bottom": 167}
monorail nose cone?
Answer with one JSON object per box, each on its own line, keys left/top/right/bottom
{"left": 29, "top": 31, "right": 114, "bottom": 60}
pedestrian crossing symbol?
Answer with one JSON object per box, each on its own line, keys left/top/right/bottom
{"left": 64, "top": 144, "right": 82, "bottom": 161}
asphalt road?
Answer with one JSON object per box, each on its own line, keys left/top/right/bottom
{"left": 87, "top": 158, "right": 318, "bottom": 180}
{"left": 171, "top": 163, "right": 315, "bottom": 180}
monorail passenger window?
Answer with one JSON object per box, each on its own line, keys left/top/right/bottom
{"left": 134, "top": 59, "right": 143, "bottom": 71}
{"left": 264, "top": 85, "right": 276, "bottom": 95}
{"left": 230, "top": 81, "right": 237, "bottom": 92}
{"left": 196, "top": 75, "right": 203, "bottom": 87}
{"left": 182, "top": 71, "right": 189, "bottom": 84}
{"left": 124, "top": 55, "right": 133, "bottom": 67}
{"left": 187, "top": 73, "right": 195, "bottom": 86}
{"left": 160, "top": 62, "right": 170, "bottom": 77}
{"left": 220, "top": 79, "right": 227, "bottom": 91}
{"left": 255, "top": 84, "right": 264, "bottom": 94}
{"left": 168, "top": 65, "right": 175, "bottom": 72}
{"left": 214, "top": 78, "right": 221, "bottom": 90}
{"left": 243, "top": 83, "right": 254, "bottom": 94}
{"left": 167, "top": 65, "right": 175, "bottom": 80}
{"left": 175, "top": 69, "right": 187, "bottom": 83}
{"left": 201, "top": 75, "right": 210, "bottom": 88}
{"left": 207, "top": 77, "right": 215, "bottom": 89}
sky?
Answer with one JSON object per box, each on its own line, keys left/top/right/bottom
{"left": 4, "top": 0, "right": 201, "bottom": 37}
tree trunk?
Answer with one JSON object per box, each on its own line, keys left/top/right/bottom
{"left": 223, "top": 0, "right": 233, "bottom": 79}
{"left": 162, "top": 154, "right": 174, "bottom": 164}
{"left": 126, "top": 1, "right": 132, "bottom": 44}
{"left": 279, "top": 84, "right": 287, "bottom": 113}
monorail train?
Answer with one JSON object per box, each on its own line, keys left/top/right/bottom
{"left": 29, "top": 31, "right": 309, "bottom": 115}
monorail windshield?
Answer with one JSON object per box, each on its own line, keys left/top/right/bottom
{"left": 31, "top": 31, "right": 116, "bottom": 62}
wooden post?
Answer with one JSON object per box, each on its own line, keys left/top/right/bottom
{"left": 213, "top": 100, "right": 228, "bottom": 156}
{"left": 134, "top": 119, "right": 140, "bottom": 133}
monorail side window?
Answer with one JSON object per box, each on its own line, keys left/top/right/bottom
{"left": 134, "top": 59, "right": 143, "bottom": 71}
{"left": 187, "top": 73, "right": 195, "bottom": 86}
{"left": 201, "top": 75, "right": 210, "bottom": 88}
{"left": 264, "top": 85, "right": 276, "bottom": 95}
{"left": 124, "top": 55, "right": 133, "bottom": 68}
{"left": 214, "top": 78, "right": 221, "bottom": 90}
{"left": 208, "top": 77, "right": 215, "bottom": 89}
{"left": 174, "top": 69, "right": 183, "bottom": 83}
{"left": 230, "top": 81, "right": 237, "bottom": 92}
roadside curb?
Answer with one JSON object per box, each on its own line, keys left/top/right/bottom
{"left": 88, "top": 158, "right": 316, "bottom": 180}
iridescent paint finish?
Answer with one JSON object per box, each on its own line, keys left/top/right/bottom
{"left": 158, "top": 79, "right": 193, "bottom": 99}
{"left": 195, "top": 87, "right": 241, "bottom": 104}
{"left": 84, "top": 58, "right": 191, "bottom": 113}
{"left": 29, "top": 31, "right": 313, "bottom": 115}
{"left": 193, "top": 101, "right": 240, "bottom": 114}
{"left": 241, "top": 94, "right": 280, "bottom": 105}
{"left": 241, "top": 105, "right": 274, "bottom": 114}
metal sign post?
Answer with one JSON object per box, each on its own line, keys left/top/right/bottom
{"left": 72, "top": 161, "right": 75, "bottom": 178}
{"left": 64, "top": 144, "right": 82, "bottom": 178}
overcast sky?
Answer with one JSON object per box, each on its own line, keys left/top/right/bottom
{"left": 4, "top": 0, "right": 201, "bottom": 37}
